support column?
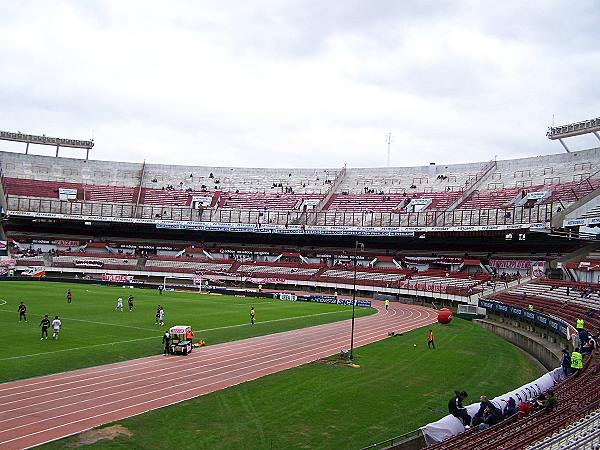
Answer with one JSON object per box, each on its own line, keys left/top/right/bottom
{"left": 558, "top": 138, "right": 570, "bottom": 153}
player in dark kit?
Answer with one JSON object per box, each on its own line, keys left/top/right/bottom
{"left": 18, "top": 302, "right": 27, "bottom": 322}
{"left": 40, "top": 314, "right": 50, "bottom": 340}
{"left": 128, "top": 295, "right": 134, "bottom": 311}
{"left": 66, "top": 289, "right": 72, "bottom": 304}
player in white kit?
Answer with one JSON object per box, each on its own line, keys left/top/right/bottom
{"left": 52, "top": 316, "right": 62, "bottom": 340}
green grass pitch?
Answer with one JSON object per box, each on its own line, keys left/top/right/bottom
{"left": 41, "top": 317, "right": 543, "bottom": 450}
{"left": 0, "top": 281, "right": 374, "bottom": 383}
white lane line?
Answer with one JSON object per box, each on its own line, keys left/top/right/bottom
{"left": 0, "top": 309, "right": 158, "bottom": 332}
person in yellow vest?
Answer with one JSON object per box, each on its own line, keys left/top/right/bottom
{"left": 334, "top": 291, "right": 338, "bottom": 299}
{"left": 258, "top": 284, "right": 262, "bottom": 293}
{"left": 571, "top": 347, "right": 583, "bottom": 375}
{"left": 576, "top": 318, "right": 585, "bottom": 330}
{"left": 385, "top": 299, "right": 390, "bottom": 310}
{"left": 528, "top": 304, "right": 533, "bottom": 311}
{"left": 250, "top": 306, "right": 256, "bottom": 325}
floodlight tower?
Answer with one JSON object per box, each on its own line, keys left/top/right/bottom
{"left": 385, "top": 132, "right": 394, "bottom": 167}
{"left": 547, "top": 116, "right": 600, "bottom": 153}
{"left": 0, "top": 130, "right": 94, "bottom": 159}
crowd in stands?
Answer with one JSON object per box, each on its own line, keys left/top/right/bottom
{"left": 448, "top": 387, "right": 560, "bottom": 433}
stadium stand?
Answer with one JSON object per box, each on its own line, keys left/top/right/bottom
{"left": 2, "top": 148, "right": 600, "bottom": 228}
{"left": 525, "top": 408, "right": 600, "bottom": 449}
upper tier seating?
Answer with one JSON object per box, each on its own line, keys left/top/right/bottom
{"left": 218, "top": 192, "right": 324, "bottom": 210}
{"left": 2, "top": 147, "right": 599, "bottom": 219}
{"left": 325, "top": 191, "right": 461, "bottom": 212}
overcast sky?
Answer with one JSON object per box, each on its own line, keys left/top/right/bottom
{"left": 0, "top": 0, "right": 598, "bottom": 168}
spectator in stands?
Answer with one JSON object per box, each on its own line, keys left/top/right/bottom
{"left": 478, "top": 404, "right": 502, "bottom": 430}
{"left": 518, "top": 400, "right": 532, "bottom": 418}
{"left": 543, "top": 390, "right": 557, "bottom": 413}
{"left": 448, "top": 391, "right": 471, "bottom": 427}
{"left": 502, "top": 397, "right": 517, "bottom": 418}
{"left": 582, "top": 336, "right": 596, "bottom": 354}
{"left": 561, "top": 349, "right": 571, "bottom": 376}
{"left": 473, "top": 395, "right": 495, "bottom": 426}
{"left": 530, "top": 393, "right": 547, "bottom": 414}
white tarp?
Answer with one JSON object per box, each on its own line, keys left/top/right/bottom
{"left": 421, "top": 367, "right": 565, "bottom": 446}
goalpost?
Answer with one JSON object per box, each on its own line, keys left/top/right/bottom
{"left": 162, "top": 275, "right": 203, "bottom": 292}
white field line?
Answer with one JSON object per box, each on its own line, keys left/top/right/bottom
{"left": 0, "top": 306, "right": 386, "bottom": 392}
{"left": 0, "top": 307, "right": 394, "bottom": 398}
{"left": 0, "top": 309, "right": 362, "bottom": 362}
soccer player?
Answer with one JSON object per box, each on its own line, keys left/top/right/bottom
{"left": 18, "top": 302, "right": 27, "bottom": 322}
{"left": 155, "top": 305, "right": 162, "bottom": 325}
{"left": 52, "top": 316, "right": 62, "bottom": 340}
{"left": 428, "top": 329, "right": 435, "bottom": 349}
{"left": 250, "top": 307, "right": 256, "bottom": 325}
{"left": 40, "top": 314, "right": 50, "bottom": 340}
{"left": 128, "top": 295, "right": 134, "bottom": 311}
{"left": 158, "top": 307, "right": 165, "bottom": 326}
{"left": 115, "top": 297, "right": 124, "bottom": 311}
{"left": 66, "top": 289, "right": 72, "bottom": 304}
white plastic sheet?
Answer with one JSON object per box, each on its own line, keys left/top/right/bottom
{"left": 421, "top": 367, "right": 565, "bottom": 446}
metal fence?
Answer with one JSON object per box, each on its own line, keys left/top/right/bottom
{"left": 6, "top": 195, "right": 557, "bottom": 228}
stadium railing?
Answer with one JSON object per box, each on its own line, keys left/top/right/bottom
{"left": 5, "top": 194, "right": 557, "bottom": 228}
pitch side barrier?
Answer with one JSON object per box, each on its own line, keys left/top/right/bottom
{"left": 478, "top": 298, "right": 570, "bottom": 338}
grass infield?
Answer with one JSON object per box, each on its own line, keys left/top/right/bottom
{"left": 0, "top": 281, "right": 374, "bottom": 383}
{"left": 40, "top": 318, "right": 542, "bottom": 450}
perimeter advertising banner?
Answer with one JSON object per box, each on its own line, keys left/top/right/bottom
{"left": 478, "top": 299, "right": 568, "bottom": 337}
{"left": 303, "top": 295, "right": 372, "bottom": 308}
{"left": 101, "top": 274, "right": 134, "bottom": 283}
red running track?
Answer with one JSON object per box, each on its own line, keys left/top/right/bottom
{"left": 0, "top": 301, "right": 437, "bottom": 449}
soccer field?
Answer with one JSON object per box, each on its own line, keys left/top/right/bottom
{"left": 0, "top": 281, "right": 374, "bottom": 383}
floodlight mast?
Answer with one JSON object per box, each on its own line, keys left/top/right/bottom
{"left": 385, "top": 132, "right": 394, "bottom": 167}
{"left": 0, "top": 130, "right": 94, "bottom": 159}
{"left": 546, "top": 117, "right": 600, "bottom": 153}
